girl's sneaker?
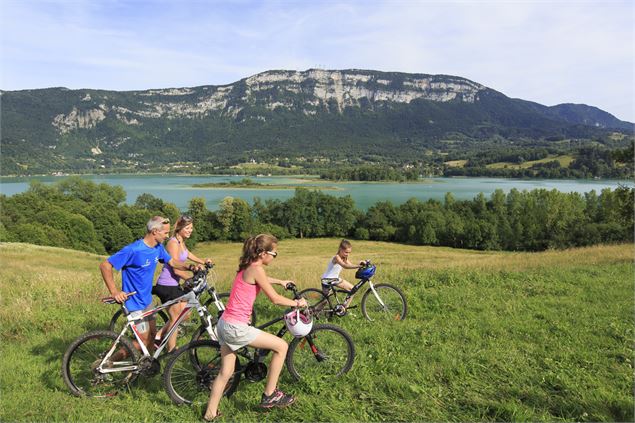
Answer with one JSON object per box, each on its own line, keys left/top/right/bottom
{"left": 259, "top": 389, "right": 296, "bottom": 408}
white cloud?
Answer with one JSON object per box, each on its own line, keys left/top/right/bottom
{"left": 0, "top": 0, "right": 633, "bottom": 121}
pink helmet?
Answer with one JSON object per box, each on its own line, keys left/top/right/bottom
{"left": 284, "top": 308, "right": 313, "bottom": 337}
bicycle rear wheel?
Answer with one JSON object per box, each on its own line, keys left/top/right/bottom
{"left": 361, "top": 283, "right": 407, "bottom": 322}
{"left": 298, "top": 288, "right": 331, "bottom": 320}
{"left": 163, "top": 340, "right": 241, "bottom": 405}
{"left": 286, "top": 323, "right": 355, "bottom": 381}
{"left": 61, "top": 330, "right": 139, "bottom": 397}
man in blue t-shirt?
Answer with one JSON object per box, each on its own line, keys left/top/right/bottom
{"left": 99, "top": 215, "right": 198, "bottom": 353}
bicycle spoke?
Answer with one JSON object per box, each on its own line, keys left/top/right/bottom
{"left": 286, "top": 324, "right": 354, "bottom": 381}
{"left": 62, "top": 331, "right": 138, "bottom": 397}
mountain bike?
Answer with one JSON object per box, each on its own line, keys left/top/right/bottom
{"left": 300, "top": 260, "right": 407, "bottom": 322}
{"left": 61, "top": 266, "right": 220, "bottom": 397}
{"left": 162, "top": 286, "right": 356, "bottom": 405}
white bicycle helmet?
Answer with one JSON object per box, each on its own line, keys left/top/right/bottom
{"left": 284, "top": 308, "right": 313, "bottom": 337}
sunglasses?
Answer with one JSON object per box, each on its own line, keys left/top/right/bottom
{"left": 265, "top": 251, "right": 278, "bottom": 258}
{"left": 162, "top": 219, "right": 170, "bottom": 224}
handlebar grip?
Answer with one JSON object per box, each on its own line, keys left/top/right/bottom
{"left": 101, "top": 291, "right": 136, "bottom": 304}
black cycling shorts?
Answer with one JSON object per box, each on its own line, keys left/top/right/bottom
{"left": 152, "top": 284, "right": 184, "bottom": 304}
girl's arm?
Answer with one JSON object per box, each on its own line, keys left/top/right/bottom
{"left": 267, "top": 276, "right": 294, "bottom": 288}
{"left": 334, "top": 254, "right": 361, "bottom": 270}
{"left": 253, "top": 267, "right": 306, "bottom": 308}
{"left": 166, "top": 238, "right": 191, "bottom": 279}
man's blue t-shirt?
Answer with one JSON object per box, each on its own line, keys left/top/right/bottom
{"left": 108, "top": 239, "right": 172, "bottom": 312}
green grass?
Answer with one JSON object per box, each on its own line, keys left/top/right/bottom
{"left": 486, "top": 155, "right": 575, "bottom": 170}
{"left": 0, "top": 241, "right": 633, "bottom": 422}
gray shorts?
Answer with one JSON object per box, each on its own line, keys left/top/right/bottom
{"left": 216, "top": 318, "right": 262, "bottom": 351}
{"left": 129, "top": 304, "right": 157, "bottom": 333}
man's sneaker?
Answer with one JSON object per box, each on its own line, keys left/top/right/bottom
{"left": 259, "top": 389, "right": 296, "bottom": 409}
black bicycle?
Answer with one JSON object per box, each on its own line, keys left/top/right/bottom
{"left": 162, "top": 286, "right": 356, "bottom": 405}
{"left": 300, "top": 260, "right": 407, "bottom": 322}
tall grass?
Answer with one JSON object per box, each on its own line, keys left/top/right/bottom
{"left": 0, "top": 240, "right": 632, "bottom": 422}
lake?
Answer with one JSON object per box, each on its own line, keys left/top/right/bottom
{"left": 1, "top": 174, "right": 632, "bottom": 211}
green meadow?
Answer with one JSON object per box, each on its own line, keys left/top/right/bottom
{"left": 0, "top": 240, "right": 633, "bottom": 422}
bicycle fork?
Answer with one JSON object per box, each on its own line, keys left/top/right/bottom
{"left": 367, "top": 282, "right": 387, "bottom": 310}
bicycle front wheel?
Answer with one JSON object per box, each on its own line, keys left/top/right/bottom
{"left": 163, "top": 340, "right": 241, "bottom": 405}
{"left": 286, "top": 323, "right": 355, "bottom": 381}
{"left": 298, "top": 288, "right": 331, "bottom": 320}
{"left": 61, "top": 330, "right": 139, "bottom": 397}
{"left": 361, "top": 283, "right": 407, "bottom": 322}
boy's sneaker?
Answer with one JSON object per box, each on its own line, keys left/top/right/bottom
{"left": 259, "top": 389, "right": 296, "bottom": 409}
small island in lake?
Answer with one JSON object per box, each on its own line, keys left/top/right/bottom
{"left": 192, "top": 177, "right": 339, "bottom": 190}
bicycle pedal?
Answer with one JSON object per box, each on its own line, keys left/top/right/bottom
{"left": 346, "top": 305, "right": 358, "bottom": 310}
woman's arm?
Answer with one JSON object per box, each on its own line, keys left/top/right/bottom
{"left": 187, "top": 251, "right": 213, "bottom": 265}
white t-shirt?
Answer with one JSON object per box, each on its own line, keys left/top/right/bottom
{"left": 321, "top": 256, "right": 343, "bottom": 279}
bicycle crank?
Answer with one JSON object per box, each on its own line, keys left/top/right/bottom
{"left": 138, "top": 356, "right": 161, "bottom": 377}
{"left": 245, "top": 362, "right": 267, "bottom": 382}
{"left": 334, "top": 304, "right": 348, "bottom": 317}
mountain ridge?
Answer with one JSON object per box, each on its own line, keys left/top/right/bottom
{"left": 1, "top": 68, "right": 632, "bottom": 175}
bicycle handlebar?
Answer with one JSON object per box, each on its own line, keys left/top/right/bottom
{"left": 101, "top": 291, "right": 137, "bottom": 304}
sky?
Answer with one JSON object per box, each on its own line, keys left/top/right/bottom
{"left": 1, "top": 0, "right": 633, "bottom": 122}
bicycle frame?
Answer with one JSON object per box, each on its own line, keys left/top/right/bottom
{"left": 96, "top": 290, "right": 217, "bottom": 374}
{"left": 328, "top": 277, "right": 370, "bottom": 305}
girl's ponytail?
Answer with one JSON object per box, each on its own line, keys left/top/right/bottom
{"left": 238, "top": 233, "right": 278, "bottom": 271}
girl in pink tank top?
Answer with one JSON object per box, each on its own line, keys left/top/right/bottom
{"left": 204, "top": 234, "right": 307, "bottom": 420}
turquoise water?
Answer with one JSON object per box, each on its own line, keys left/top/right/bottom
{"left": 1, "top": 174, "right": 631, "bottom": 211}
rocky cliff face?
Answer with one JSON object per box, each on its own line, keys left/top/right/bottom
{"left": 49, "top": 69, "right": 487, "bottom": 133}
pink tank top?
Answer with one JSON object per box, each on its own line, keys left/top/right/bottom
{"left": 221, "top": 270, "right": 261, "bottom": 325}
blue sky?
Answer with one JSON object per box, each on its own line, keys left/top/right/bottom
{"left": 1, "top": 0, "right": 633, "bottom": 122}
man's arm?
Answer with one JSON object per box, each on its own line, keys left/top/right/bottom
{"left": 99, "top": 260, "right": 128, "bottom": 303}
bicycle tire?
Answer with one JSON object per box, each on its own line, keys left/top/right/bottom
{"left": 286, "top": 323, "right": 355, "bottom": 381}
{"left": 163, "top": 339, "right": 241, "bottom": 405}
{"left": 298, "top": 288, "right": 331, "bottom": 320}
{"left": 61, "top": 330, "right": 139, "bottom": 397}
{"left": 361, "top": 283, "right": 407, "bottom": 322}
{"left": 108, "top": 308, "right": 170, "bottom": 333}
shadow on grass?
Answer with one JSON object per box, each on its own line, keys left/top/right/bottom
{"left": 31, "top": 335, "right": 76, "bottom": 392}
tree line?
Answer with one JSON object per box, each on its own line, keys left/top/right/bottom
{"left": 1, "top": 177, "right": 632, "bottom": 254}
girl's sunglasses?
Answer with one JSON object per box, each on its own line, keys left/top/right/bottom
{"left": 265, "top": 251, "right": 278, "bottom": 258}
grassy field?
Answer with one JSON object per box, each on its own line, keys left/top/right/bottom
{"left": 0, "top": 240, "right": 633, "bottom": 422}
{"left": 486, "top": 155, "right": 575, "bottom": 170}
